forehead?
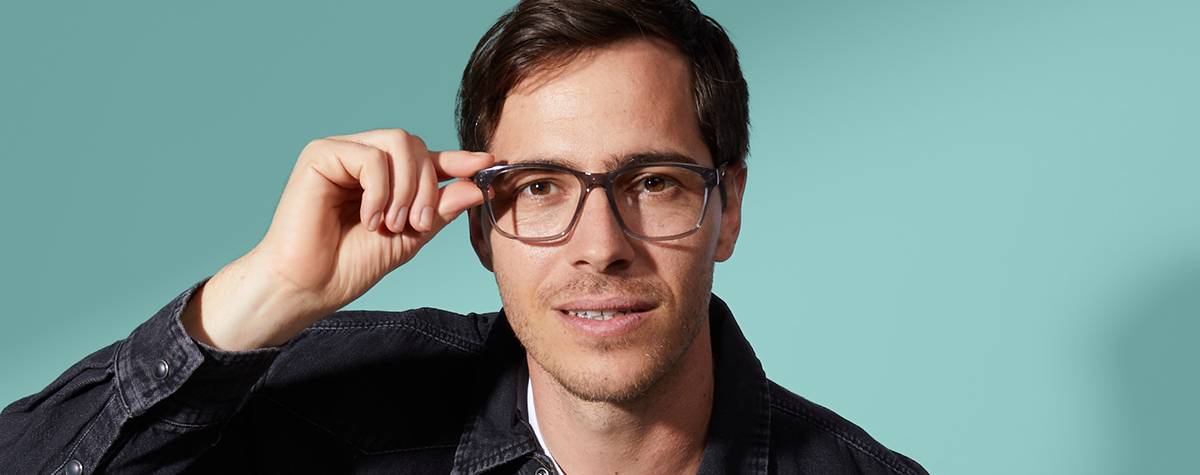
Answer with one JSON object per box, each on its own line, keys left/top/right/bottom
{"left": 489, "top": 38, "right": 712, "bottom": 170}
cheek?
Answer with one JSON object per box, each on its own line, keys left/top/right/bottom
{"left": 662, "top": 210, "right": 723, "bottom": 265}
{"left": 643, "top": 233, "right": 720, "bottom": 288}
{"left": 491, "top": 238, "right": 556, "bottom": 302}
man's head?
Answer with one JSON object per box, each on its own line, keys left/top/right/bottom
{"left": 458, "top": 0, "right": 749, "bottom": 403}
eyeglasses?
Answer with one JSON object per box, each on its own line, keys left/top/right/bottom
{"left": 472, "top": 161, "right": 724, "bottom": 242}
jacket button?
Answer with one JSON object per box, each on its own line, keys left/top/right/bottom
{"left": 65, "top": 459, "right": 82, "bottom": 475}
{"left": 153, "top": 359, "right": 170, "bottom": 379}
{"left": 535, "top": 468, "right": 550, "bottom": 475}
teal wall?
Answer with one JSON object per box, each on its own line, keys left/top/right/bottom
{"left": 3, "top": 1, "right": 1197, "bottom": 473}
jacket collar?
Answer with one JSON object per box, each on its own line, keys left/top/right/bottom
{"left": 450, "top": 294, "right": 771, "bottom": 475}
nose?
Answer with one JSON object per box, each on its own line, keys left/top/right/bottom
{"left": 565, "top": 185, "right": 635, "bottom": 274}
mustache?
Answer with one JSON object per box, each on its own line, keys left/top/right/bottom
{"left": 539, "top": 274, "right": 670, "bottom": 304}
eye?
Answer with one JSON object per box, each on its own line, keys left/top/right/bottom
{"left": 522, "top": 180, "right": 556, "bottom": 196}
{"left": 639, "top": 175, "right": 675, "bottom": 192}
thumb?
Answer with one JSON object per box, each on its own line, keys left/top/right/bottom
{"left": 430, "top": 179, "right": 487, "bottom": 232}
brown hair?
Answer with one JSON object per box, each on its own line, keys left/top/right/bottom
{"left": 456, "top": 0, "right": 750, "bottom": 169}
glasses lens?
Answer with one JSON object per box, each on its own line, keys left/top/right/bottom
{"left": 613, "top": 165, "right": 709, "bottom": 238}
{"left": 488, "top": 167, "right": 581, "bottom": 239}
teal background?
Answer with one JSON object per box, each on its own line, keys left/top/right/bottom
{"left": 2, "top": 1, "right": 1198, "bottom": 473}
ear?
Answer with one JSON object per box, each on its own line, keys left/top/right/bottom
{"left": 468, "top": 206, "right": 495, "bottom": 272}
{"left": 714, "top": 163, "right": 747, "bottom": 262}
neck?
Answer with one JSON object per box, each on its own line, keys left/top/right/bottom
{"left": 528, "top": 318, "right": 714, "bottom": 475}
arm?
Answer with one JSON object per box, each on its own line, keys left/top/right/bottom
{"left": 0, "top": 277, "right": 280, "bottom": 474}
{"left": 1, "top": 129, "right": 494, "bottom": 473}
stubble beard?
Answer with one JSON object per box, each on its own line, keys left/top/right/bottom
{"left": 500, "top": 264, "right": 714, "bottom": 404}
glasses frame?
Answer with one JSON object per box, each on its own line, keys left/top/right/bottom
{"left": 472, "top": 161, "right": 724, "bottom": 243}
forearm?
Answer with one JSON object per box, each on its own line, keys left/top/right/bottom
{"left": 0, "top": 277, "right": 281, "bottom": 473}
{"left": 181, "top": 251, "right": 325, "bottom": 352}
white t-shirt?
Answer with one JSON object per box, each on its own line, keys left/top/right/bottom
{"left": 527, "top": 379, "right": 566, "bottom": 474}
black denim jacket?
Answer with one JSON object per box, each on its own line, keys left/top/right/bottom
{"left": 0, "top": 277, "right": 928, "bottom": 474}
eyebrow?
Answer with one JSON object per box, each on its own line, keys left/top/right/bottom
{"left": 512, "top": 151, "right": 701, "bottom": 171}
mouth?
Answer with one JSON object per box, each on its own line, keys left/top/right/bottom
{"left": 554, "top": 297, "right": 658, "bottom": 338}
{"left": 563, "top": 309, "right": 644, "bottom": 321}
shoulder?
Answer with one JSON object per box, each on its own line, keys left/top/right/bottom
{"left": 240, "top": 307, "right": 502, "bottom": 454}
{"left": 295, "top": 306, "right": 498, "bottom": 354}
{"left": 265, "top": 305, "right": 502, "bottom": 384}
{"left": 767, "top": 381, "right": 928, "bottom": 475}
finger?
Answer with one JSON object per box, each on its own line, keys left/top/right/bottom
{"left": 328, "top": 128, "right": 493, "bottom": 180}
{"left": 327, "top": 128, "right": 415, "bottom": 151}
{"left": 330, "top": 128, "right": 425, "bottom": 173}
{"left": 302, "top": 139, "right": 390, "bottom": 231}
{"left": 383, "top": 145, "right": 419, "bottom": 234}
{"left": 408, "top": 158, "right": 440, "bottom": 233}
{"left": 429, "top": 150, "right": 495, "bottom": 180}
{"left": 432, "top": 180, "right": 489, "bottom": 229}
{"left": 327, "top": 130, "right": 427, "bottom": 234}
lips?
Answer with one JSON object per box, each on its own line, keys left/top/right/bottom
{"left": 564, "top": 309, "right": 639, "bottom": 321}
{"left": 554, "top": 297, "right": 657, "bottom": 338}
{"left": 555, "top": 296, "right": 656, "bottom": 316}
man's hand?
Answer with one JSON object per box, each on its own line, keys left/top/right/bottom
{"left": 182, "top": 129, "right": 494, "bottom": 350}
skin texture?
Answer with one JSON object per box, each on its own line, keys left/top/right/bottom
{"left": 472, "top": 37, "right": 747, "bottom": 475}
{"left": 180, "top": 31, "right": 746, "bottom": 475}
{"left": 181, "top": 130, "right": 495, "bottom": 352}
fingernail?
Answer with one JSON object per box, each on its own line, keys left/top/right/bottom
{"left": 394, "top": 206, "right": 408, "bottom": 231}
{"left": 420, "top": 206, "right": 433, "bottom": 230}
{"left": 470, "top": 152, "right": 491, "bottom": 158}
{"left": 385, "top": 205, "right": 397, "bottom": 229}
{"left": 368, "top": 212, "right": 381, "bottom": 232}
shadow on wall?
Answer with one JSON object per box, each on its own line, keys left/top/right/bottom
{"left": 1110, "top": 265, "right": 1200, "bottom": 474}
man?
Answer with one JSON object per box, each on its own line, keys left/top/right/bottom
{"left": 0, "top": 1, "right": 927, "bottom": 473}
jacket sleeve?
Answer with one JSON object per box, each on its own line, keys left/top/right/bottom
{"left": 0, "top": 276, "right": 284, "bottom": 474}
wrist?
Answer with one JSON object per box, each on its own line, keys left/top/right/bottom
{"left": 183, "top": 253, "right": 321, "bottom": 351}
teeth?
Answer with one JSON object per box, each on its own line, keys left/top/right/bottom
{"left": 567, "top": 310, "right": 633, "bottom": 321}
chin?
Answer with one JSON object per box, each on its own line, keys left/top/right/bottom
{"left": 556, "top": 364, "right": 661, "bottom": 404}
{"left": 506, "top": 275, "right": 711, "bottom": 404}
{"left": 538, "top": 343, "right": 675, "bottom": 404}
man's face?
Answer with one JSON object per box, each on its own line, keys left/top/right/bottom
{"left": 482, "top": 38, "right": 744, "bottom": 403}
